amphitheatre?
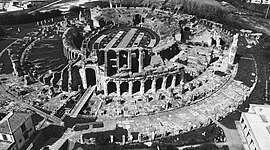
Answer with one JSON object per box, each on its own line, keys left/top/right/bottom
{"left": 0, "top": 1, "right": 262, "bottom": 147}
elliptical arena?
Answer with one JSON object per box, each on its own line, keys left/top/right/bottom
{"left": 3, "top": 5, "right": 259, "bottom": 144}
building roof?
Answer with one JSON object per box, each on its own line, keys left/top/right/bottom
{"left": 0, "top": 111, "right": 32, "bottom": 134}
{"left": 243, "top": 104, "right": 270, "bottom": 150}
{"left": 0, "top": 141, "right": 13, "bottom": 150}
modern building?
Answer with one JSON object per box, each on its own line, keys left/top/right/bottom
{"left": 238, "top": 104, "right": 270, "bottom": 150}
{"left": 0, "top": 111, "right": 35, "bottom": 150}
{"left": 247, "top": 0, "right": 270, "bottom": 4}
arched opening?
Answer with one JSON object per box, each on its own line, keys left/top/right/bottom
{"left": 143, "top": 50, "right": 151, "bottom": 68}
{"left": 98, "top": 50, "right": 105, "bottom": 65}
{"left": 119, "top": 50, "right": 128, "bottom": 68}
{"left": 53, "top": 72, "right": 61, "bottom": 87}
{"left": 86, "top": 68, "right": 96, "bottom": 87}
{"left": 62, "top": 68, "right": 69, "bottom": 91}
{"left": 133, "top": 14, "right": 142, "bottom": 26}
{"left": 156, "top": 78, "right": 163, "bottom": 91}
{"left": 133, "top": 81, "right": 140, "bottom": 94}
{"left": 175, "top": 74, "right": 181, "bottom": 86}
{"left": 166, "top": 75, "right": 173, "bottom": 89}
{"left": 144, "top": 79, "right": 152, "bottom": 93}
{"left": 211, "top": 37, "right": 216, "bottom": 46}
{"left": 120, "top": 82, "right": 128, "bottom": 95}
{"left": 71, "top": 67, "right": 82, "bottom": 91}
{"left": 107, "top": 50, "right": 117, "bottom": 76}
{"left": 107, "top": 82, "right": 117, "bottom": 95}
{"left": 131, "top": 50, "right": 139, "bottom": 73}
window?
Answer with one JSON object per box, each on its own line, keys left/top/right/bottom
{"left": 21, "top": 123, "right": 26, "bottom": 132}
{"left": 2, "top": 134, "right": 8, "bottom": 140}
{"left": 259, "top": 115, "right": 268, "bottom": 123}
{"left": 23, "top": 132, "right": 29, "bottom": 140}
{"left": 241, "top": 118, "right": 244, "bottom": 123}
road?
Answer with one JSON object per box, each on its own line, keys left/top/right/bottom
{"left": 213, "top": 120, "right": 244, "bottom": 150}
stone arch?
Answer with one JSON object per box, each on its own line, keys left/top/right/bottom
{"left": 107, "top": 82, "right": 117, "bottom": 95}
{"left": 143, "top": 50, "right": 151, "bottom": 67}
{"left": 61, "top": 67, "right": 69, "bottom": 91}
{"left": 175, "top": 74, "right": 181, "bottom": 86}
{"left": 107, "top": 50, "right": 117, "bottom": 76}
{"left": 144, "top": 79, "right": 152, "bottom": 93}
{"left": 166, "top": 75, "right": 173, "bottom": 89}
{"left": 131, "top": 50, "right": 139, "bottom": 73}
{"left": 85, "top": 68, "right": 96, "bottom": 87}
{"left": 120, "top": 82, "right": 128, "bottom": 95}
{"left": 156, "top": 78, "right": 163, "bottom": 91}
{"left": 71, "top": 66, "right": 82, "bottom": 91}
{"left": 98, "top": 50, "right": 105, "bottom": 65}
{"left": 133, "top": 81, "right": 140, "bottom": 94}
{"left": 119, "top": 50, "right": 128, "bottom": 68}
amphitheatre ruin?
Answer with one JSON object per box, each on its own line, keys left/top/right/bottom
{"left": 0, "top": 2, "right": 261, "bottom": 145}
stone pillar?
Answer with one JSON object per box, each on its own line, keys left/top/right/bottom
{"left": 171, "top": 75, "right": 176, "bottom": 88}
{"left": 151, "top": 132, "right": 155, "bottom": 140}
{"left": 181, "top": 69, "right": 185, "bottom": 83}
{"left": 110, "top": 135, "right": 114, "bottom": 143}
{"left": 216, "top": 35, "right": 221, "bottom": 48}
{"left": 59, "top": 70, "right": 64, "bottom": 88}
{"left": 69, "top": 51, "right": 72, "bottom": 60}
{"left": 116, "top": 51, "right": 120, "bottom": 70}
{"left": 122, "top": 135, "right": 126, "bottom": 145}
{"left": 79, "top": 66, "right": 87, "bottom": 89}
{"left": 162, "top": 76, "right": 167, "bottom": 90}
{"left": 104, "top": 81, "right": 108, "bottom": 96}
{"left": 117, "top": 82, "right": 121, "bottom": 96}
{"left": 138, "top": 50, "right": 144, "bottom": 72}
{"left": 127, "top": 50, "right": 132, "bottom": 74}
{"left": 104, "top": 51, "right": 108, "bottom": 76}
{"left": 50, "top": 73, "right": 54, "bottom": 86}
{"left": 140, "top": 81, "right": 145, "bottom": 94}
{"left": 138, "top": 133, "right": 142, "bottom": 142}
{"left": 80, "top": 134, "right": 84, "bottom": 144}
{"left": 68, "top": 65, "right": 72, "bottom": 92}
{"left": 208, "top": 35, "right": 212, "bottom": 47}
{"left": 151, "top": 78, "right": 156, "bottom": 92}
{"left": 129, "top": 81, "right": 133, "bottom": 95}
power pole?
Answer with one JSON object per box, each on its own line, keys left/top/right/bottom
{"left": 266, "top": 5, "right": 270, "bottom": 19}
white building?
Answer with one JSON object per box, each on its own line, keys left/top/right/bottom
{"left": 247, "top": 0, "right": 270, "bottom": 4}
{"left": 0, "top": 111, "right": 35, "bottom": 150}
{"left": 238, "top": 104, "right": 270, "bottom": 150}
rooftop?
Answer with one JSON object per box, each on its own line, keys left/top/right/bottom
{"left": 243, "top": 104, "right": 270, "bottom": 150}
{"left": 0, "top": 141, "right": 13, "bottom": 150}
{"left": 0, "top": 111, "right": 32, "bottom": 134}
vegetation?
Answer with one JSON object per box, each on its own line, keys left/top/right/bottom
{"left": 0, "top": 10, "right": 61, "bottom": 25}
